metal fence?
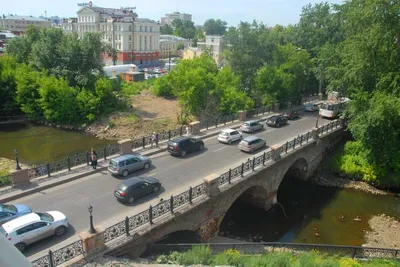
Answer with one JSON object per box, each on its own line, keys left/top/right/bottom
{"left": 147, "top": 242, "right": 400, "bottom": 260}
{"left": 30, "top": 118, "right": 342, "bottom": 267}
{"left": 24, "top": 95, "right": 322, "bottom": 180}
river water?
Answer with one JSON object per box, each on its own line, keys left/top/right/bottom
{"left": 0, "top": 123, "right": 114, "bottom": 165}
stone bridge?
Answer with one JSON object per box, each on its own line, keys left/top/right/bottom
{"left": 90, "top": 120, "right": 345, "bottom": 260}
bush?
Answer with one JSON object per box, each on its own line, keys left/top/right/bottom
{"left": 177, "top": 246, "right": 212, "bottom": 265}
{"left": 0, "top": 174, "right": 11, "bottom": 187}
{"left": 121, "top": 79, "right": 154, "bottom": 96}
{"left": 212, "top": 249, "right": 244, "bottom": 266}
{"left": 152, "top": 75, "right": 173, "bottom": 97}
{"left": 339, "top": 258, "right": 361, "bottom": 267}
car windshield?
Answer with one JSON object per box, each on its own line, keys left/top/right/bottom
{"left": 0, "top": 204, "right": 17, "bottom": 213}
{"left": 270, "top": 116, "right": 278, "bottom": 121}
{"left": 220, "top": 132, "right": 228, "bottom": 136}
{"left": 116, "top": 184, "right": 127, "bottom": 191}
{"left": 109, "top": 160, "right": 117, "bottom": 168}
{"left": 37, "top": 212, "right": 54, "bottom": 223}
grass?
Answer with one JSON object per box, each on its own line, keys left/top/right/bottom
{"left": 156, "top": 246, "right": 400, "bottom": 267}
{"left": 0, "top": 169, "right": 11, "bottom": 187}
{"left": 121, "top": 79, "right": 155, "bottom": 97}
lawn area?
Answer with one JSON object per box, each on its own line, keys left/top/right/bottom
{"left": 156, "top": 246, "right": 400, "bottom": 267}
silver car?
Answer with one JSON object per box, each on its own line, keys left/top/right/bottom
{"left": 108, "top": 154, "right": 152, "bottom": 177}
{"left": 238, "top": 136, "right": 266, "bottom": 153}
{"left": 240, "top": 120, "right": 264, "bottom": 133}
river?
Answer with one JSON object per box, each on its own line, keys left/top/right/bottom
{"left": 0, "top": 123, "right": 114, "bottom": 165}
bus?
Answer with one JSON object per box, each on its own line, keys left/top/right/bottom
{"left": 319, "top": 98, "right": 350, "bottom": 119}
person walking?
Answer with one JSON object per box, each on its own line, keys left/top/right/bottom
{"left": 151, "top": 132, "right": 156, "bottom": 148}
{"left": 154, "top": 132, "right": 159, "bottom": 148}
{"left": 91, "top": 148, "right": 98, "bottom": 169}
{"left": 185, "top": 125, "right": 190, "bottom": 136}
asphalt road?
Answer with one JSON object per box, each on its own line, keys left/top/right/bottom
{"left": 10, "top": 111, "right": 330, "bottom": 259}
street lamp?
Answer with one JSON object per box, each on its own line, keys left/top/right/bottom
{"left": 315, "top": 111, "right": 320, "bottom": 128}
{"left": 13, "top": 149, "right": 21, "bottom": 170}
{"left": 88, "top": 205, "right": 96, "bottom": 234}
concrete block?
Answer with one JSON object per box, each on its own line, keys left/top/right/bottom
{"left": 270, "top": 144, "right": 282, "bottom": 161}
{"left": 238, "top": 110, "right": 247, "bottom": 121}
{"left": 11, "top": 169, "right": 30, "bottom": 187}
{"left": 79, "top": 226, "right": 105, "bottom": 258}
{"left": 203, "top": 173, "right": 220, "bottom": 197}
{"left": 118, "top": 139, "right": 132, "bottom": 155}
{"left": 312, "top": 127, "right": 320, "bottom": 142}
{"left": 189, "top": 121, "right": 200, "bottom": 135}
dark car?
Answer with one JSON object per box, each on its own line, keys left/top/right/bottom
{"left": 114, "top": 177, "right": 161, "bottom": 204}
{"left": 283, "top": 111, "right": 300, "bottom": 120}
{"left": 167, "top": 137, "right": 204, "bottom": 157}
{"left": 266, "top": 115, "right": 288, "bottom": 127}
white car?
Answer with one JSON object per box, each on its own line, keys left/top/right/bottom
{"left": 0, "top": 211, "right": 69, "bottom": 252}
{"left": 218, "top": 129, "right": 242, "bottom": 144}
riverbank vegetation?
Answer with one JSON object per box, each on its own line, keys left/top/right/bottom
{"left": 155, "top": 246, "right": 399, "bottom": 267}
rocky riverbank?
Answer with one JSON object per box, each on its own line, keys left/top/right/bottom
{"left": 363, "top": 214, "right": 400, "bottom": 249}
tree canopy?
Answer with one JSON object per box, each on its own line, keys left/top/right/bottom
{"left": 203, "top": 19, "right": 227, "bottom": 35}
{"left": 171, "top": 19, "right": 196, "bottom": 39}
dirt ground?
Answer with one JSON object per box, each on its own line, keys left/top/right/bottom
{"left": 0, "top": 157, "right": 29, "bottom": 175}
{"left": 363, "top": 214, "right": 400, "bottom": 249}
{"left": 86, "top": 90, "right": 181, "bottom": 140}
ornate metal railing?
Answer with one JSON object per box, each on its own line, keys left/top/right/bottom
{"left": 31, "top": 240, "right": 84, "bottom": 267}
{"left": 146, "top": 242, "right": 400, "bottom": 260}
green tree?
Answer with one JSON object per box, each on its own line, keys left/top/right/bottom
{"left": 160, "top": 24, "right": 173, "bottom": 35}
{"left": 15, "top": 64, "right": 42, "bottom": 118}
{"left": 105, "top": 44, "right": 119, "bottom": 66}
{"left": 172, "top": 19, "right": 196, "bottom": 39}
{"left": 0, "top": 56, "right": 18, "bottom": 115}
{"left": 203, "top": 19, "right": 227, "bottom": 35}
{"left": 176, "top": 42, "right": 185, "bottom": 51}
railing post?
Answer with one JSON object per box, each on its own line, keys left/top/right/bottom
{"left": 125, "top": 216, "right": 130, "bottom": 236}
{"left": 352, "top": 248, "right": 357, "bottom": 258}
{"left": 189, "top": 186, "right": 193, "bottom": 204}
{"left": 215, "top": 118, "right": 218, "bottom": 128}
{"left": 206, "top": 120, "right": 209, "bottom": 130}
{"left": 241, "top": 162, "right": 244, "bottom": 177}
{"left": 262, "top": 152, "right": 266, "bottom": 165}
{"left": 180, "top": 126, "right": 183, "bottom": 136}
{"left": 285, "top": 141, "right": 288, "bottom": 153}
{"left": 300, "top": 135, "right": 303, "bottom": 146}
{"left": 46, "top": 162, "right": 50, "bottom": 177}
{"left": 170, "top": 195, "right": 174, "bottom": 213}
{"left": 104, "top": 147, "right": 107, "bottom": 160}
{"left": 228, "top": 168, "right": 232, "bottom": 184}
{"left": 168, "top": 130, "right": 171, "bottom": 140}
{"left": 149, "top": 206, "right": 153, "bottom": 224}
{"left": 307, "top": 132, "right": 310, "bottom": 142}
{"left": 293, "top": 137, "right": 296, "bottom": 149}
{"left": 142, "top": 137, "right": 145, "bottom": 149}
{"left": 67, "top": 156, "right": 71, "bottom": 171}
{"left": 252, "top": 157, "right": 255, "bottom": 171}
{"left": 86, "top": 151, "right": 90, "bottom": 165}
{"left": 48, "top": 250, "right": 55, "bottom": 267}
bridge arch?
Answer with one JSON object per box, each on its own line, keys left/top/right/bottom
{"left": 282, "top": 157, "right": 309, "bottom": 181}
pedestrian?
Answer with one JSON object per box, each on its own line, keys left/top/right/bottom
{"left": 151, "top": 132, "right": 156, "bottom": 148}
{"left": 155, "top": 132, "right": 159, "bottom": 148}
{"left": 186, "top": 125, "right": 190, "bottom": 136}
{"left": 91, "top": 148, "right": 98, "bottom": 169}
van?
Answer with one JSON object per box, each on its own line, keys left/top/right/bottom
{"left": 108, "top": 154, "right": 152, "bottom": 177}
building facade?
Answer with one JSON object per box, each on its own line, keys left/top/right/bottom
{"left": 0, "top": 15, "right": 51, "bottom": 34}
{"left": 161, "top": 12, "right": 192, "bottom": 25}
{"left": 182, "top": 47, "right": 203, "bottom": 61}
{"left": 62, "top": 5, "right": 160, "bottom": 66}
{"left": 159, "top": 35, "right": 189, "bottom": 58}
{"left": 197, "top": 35, "right": 225, "bottom": 66}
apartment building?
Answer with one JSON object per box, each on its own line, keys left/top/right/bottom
{"left": 161, "top": 12, "right": 192, "bottom": 25}
{"left": 0, "top": 15, "right": 51, "bottom": 34}
{"left": 159, "top": 35, "right": 189, "bottom": 58}
{"left": 197, "top": 35, "right": 225, "bottom": 66}
{"left": 62, "top": 5, "right": 160, "bottom": 66}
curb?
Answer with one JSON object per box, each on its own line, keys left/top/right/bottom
{"left": 1, "top": 105, "right": 312, "bottom": 202}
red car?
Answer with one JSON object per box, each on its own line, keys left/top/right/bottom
{"left": 283, "top": 111, "right": 300, "bottom": 120}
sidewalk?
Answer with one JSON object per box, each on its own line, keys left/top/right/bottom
{"left": 0, "top": 101, "right": 321, "bottom": 203}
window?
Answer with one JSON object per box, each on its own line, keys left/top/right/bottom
{"left": 16, "top": 224, "right": 34, "bottom": 235}
{"left": 32, "top": 222, "right": 48, "bottom": 229}
{"left": 129, "top": 44, "right": 132, "bottom": 50}
{"left": 140, "top": 26, "right": 142, "bottom": 32}
{"left": 129, "top": 35, "right": 131, "bottom": 40}
{"left": 118, "top": 161, "right": 125, "bottom": 167}
{"left": 129, "top": 25, "right": 132, "bottom": 31}
{"left": 0, "top": 212, "right": 11, "bottom": 219}
{"left": 145, "top": 26, "right": 147, "bottom": 32}
{"left": 119, "top": 25, "right": 121, "bottom": 31}
{"left": 150, "top": 26, "right": 152, "bottom": 32}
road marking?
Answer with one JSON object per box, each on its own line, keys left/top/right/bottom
{"left": 213, "top": 147, "right": 228, "bottom": 152}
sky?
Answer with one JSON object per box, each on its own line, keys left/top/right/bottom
{"left": 4, "top": 0, "right": 343, "bottom": 27}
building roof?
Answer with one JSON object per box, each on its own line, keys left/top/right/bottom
{"left": 77, "top": 6, "right": 156, "bottom": 24}
{"left": 160, "top": 35, "right": 187, "bottom": 41}
{"left": 2, "top": 15, "right": 49, "bottom": 22}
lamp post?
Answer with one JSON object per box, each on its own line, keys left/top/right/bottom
{"left": 88, "top": 205, "right": 96, "bottom": 234}
{"left": 315, "top": 111, "right": 320, "bottom": 128}
{"left": 13, "top": 149, "right": 21, "bottom": 170}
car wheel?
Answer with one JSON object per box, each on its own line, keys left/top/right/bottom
{"left": 228, "top": 139, "right": 232, "bottom": 144}
{"left": 153, "top": 186, "right": 160, "bottom": 193}
{"left": 143, "top": 163, "right": 150, "bottom": 170}
{"left": 122, "top": 170, "right": 129, "bottom": 177}
{"left": 128, "top": 196, "right": 135, "bottom": 204}
{"left": 55, "top": 226, "right": 67, "bottom": 236}
{"left": 199, "top": 144, "right": 204, "bottom": 150}
{"left": 15, "top": 243, "right": 26, "bottom": 252}
{"left": 181, "top": 150, "right": 187, "bottom": 156}
{"left": 251, "top": 148, "right": 255, "bottom": 153}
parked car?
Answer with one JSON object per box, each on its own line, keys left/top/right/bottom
{"left": 218, "top": 129, "right": 242, "bottom": 144}
{"left": 108, "top": 154, "right": 152, "bottom": 177}
{"left": 240, "top": 120, "right": 263, "bottom": 133}
{"left": 305, "top": 103, "right": 320, "bottom": 112}
{"left": 238, "top": 136, "right": 266, "bottom": 153}
{"left": 114, "top": 177, "right": 161, "bottom": 204}
{"left": 0, "top": 204, "right": 32, "bottom": 225}
{"left": 0, "top": 211, "right": 69, "bottom": 252}
{"left": 283, "top": 111, "right": 300, "bottom": 120}
{"left": 266, "top": 115, "right": 288, "bottom": 127}
{"left": 167, "top": 137, "right": 204, "bottom": 157}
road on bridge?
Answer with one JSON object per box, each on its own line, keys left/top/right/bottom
{"left": 10, "top": 112, "right": 329, "bottom": 260}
